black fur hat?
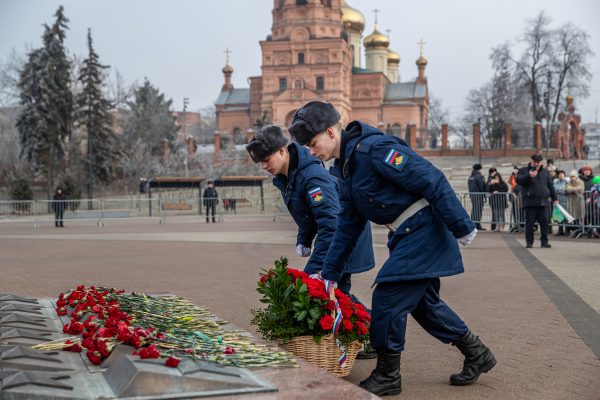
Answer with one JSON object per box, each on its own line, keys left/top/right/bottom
{"left": 288, "top": 101, "right": 341, "bottom": 145}
{"left": 246, "top": 125, "right": 289, "bottom": 163}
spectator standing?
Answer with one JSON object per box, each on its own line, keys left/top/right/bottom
{"left": 553, "top": 171, "right": 569, "bottom": 235}
{"left": 566, "top": 170, "right": 585, "bottom": 231}
{"left": 467, "top": 164, "right": 486, "bottom": 230}
{"left": 508, "top": 166, "right": 523, "bottom": 232}
{"left": 516, "top": 154, "right": 558, "bottom": 248}
{"left": 587, "top": 177, "right": 600, "bottom": 238}
{"left": 579, "top": 166, "right": 594, "bottom": 192}
{"left": 488, "top": 172, "right": 509, "bottom": 231}
{"left": 487, "top": 168, "right": 498, "bottom": 230}
{"left": 203, "top": 181, "right": 219, "bottom": 223}
{"left": 52, "top": 188, "right": 66, "bottom": 228}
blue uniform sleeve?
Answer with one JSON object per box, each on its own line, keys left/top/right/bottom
{"left": 321, "top": 187, "right": 368, "bottom": 282}
{"left": 371, "top": 140, "right": 474, "bottom": 238}
{"left": 302, "top": 169, "right": 340, "bottom": 275}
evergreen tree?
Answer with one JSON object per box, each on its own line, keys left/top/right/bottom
{"left": 16, "top": 6, "right": 73, "bottom": 197}
{"left": 76, "top": 29, "right": 121, "bottom": 189}
{"left": 7, "top": 170, "right": 33, "bottom": 202}
{"left": 123, "top": 78, "right": 179, "bottom": 158}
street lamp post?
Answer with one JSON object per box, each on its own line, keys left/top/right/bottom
{"left": 183, "top": 97, "right": 189, "bottom": 177}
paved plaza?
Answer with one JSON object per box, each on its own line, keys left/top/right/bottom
{"left": 1, "top": 216, "right": 599, "bottom": 399}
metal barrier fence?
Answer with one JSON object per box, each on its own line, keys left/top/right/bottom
{"left": 459, "top": 192, "right": 600, "bottom": 238}
{"left": 2, "top": 192, "right": 598, "bottom": 238}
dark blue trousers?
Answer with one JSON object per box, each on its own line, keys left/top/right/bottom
{"left": 370, "top": 278, "right": 468, "bottom": 353}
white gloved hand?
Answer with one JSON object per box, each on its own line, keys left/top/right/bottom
{"left": 309, "top": 273, "right": 337, "bottom": 289}
{"left": 296, "top": 244, "right": 312, "bottom": 257}
{"left": 457, "top": 228, "right": 477, "bottom": 247}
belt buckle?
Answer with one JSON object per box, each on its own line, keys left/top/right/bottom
{"left": 385, "top": 224, "right": 396, "bottom": 233}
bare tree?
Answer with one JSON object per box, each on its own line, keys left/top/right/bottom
{"left": 549, "top": 22, "right": 594, "bottom": 123}
{"left": 0, "top": 49, "right": 25, "bottom": 107}
{"left": 107, "top": 69, "right": 136, "bottom": 110}
{"left": 427, "top": 93, "right": 449, "bottom": 148}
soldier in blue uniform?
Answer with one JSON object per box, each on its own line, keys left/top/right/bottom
{"left": 288, "top": 101, "right": 496, "bottom": 396}
{"left": 246, "top": 125, "right": 375, "bottom": 297}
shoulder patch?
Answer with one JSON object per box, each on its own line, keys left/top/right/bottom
{"left": 383, "top": 148, "right": 407, "bottom": 171}
{"left": 308, "top": 187, "right": 326, "bottom": 205}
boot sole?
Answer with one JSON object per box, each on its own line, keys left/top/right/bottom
{"left": 449, "top": 357, "right": 497, "bottom": 386}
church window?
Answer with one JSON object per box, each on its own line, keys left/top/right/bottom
{"left": 280, "top": 0, "right": 285, "bottom": 7}
{"left": 279, "top": 78, "right": 287, "bottom": 92}
{"left": 298, "top": 52, "right": 305, "bottom": 64}
{"left": 316, "top": 76, "right": 325, "bottom": 91}
{"left": 391, "top": 123, "right": 402, "bottom": 137}
{"left": 296, "top": 0, "right": 308, "bottom": 5}
{"left": 320, "top": 0, "right": 331, "bottom": 6}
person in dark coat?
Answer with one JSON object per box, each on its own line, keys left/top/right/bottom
{"left": 488, "top": 172, "right": 509, "bottom": 231}
{"left": 246, "top": 125, "right": 375, "bottom": 290}
{"left": 516, "top": 154, "right": 558, "bottom": 248}
{"left": 203, "top": 181, "right": 218, "bottom": 223}
{"left": 289, "top": 101, "right": 495, "bottom": 396}
{"left": 52, "top": 188, "right": 66, "bottom": 228}
{"left": 467, "top": 163, "right": 487, "bottom": 230}
{"left": 247, "top": 125, "right": 377, "bottom": 358}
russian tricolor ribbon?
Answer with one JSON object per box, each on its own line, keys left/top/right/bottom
{"left": 325, "top": 279, "right": 347, "bottom": 367}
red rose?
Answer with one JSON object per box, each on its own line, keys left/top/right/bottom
{"left": 165, "top": 356, "right": 181, "bottom": 368}
{"left": 86, "top": 350, "right": 103, "bottom": 365}
{"left": 323, "top": 300, "right": 335, "bottom": 311}
{"left": 319, "top": 314, "right": 334, "bottom": 331}
{"left": 224, "top": 346, "right": 236, "bottom": 355}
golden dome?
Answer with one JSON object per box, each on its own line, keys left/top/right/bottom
{"left": 566, "top": 94, "right": 574, "bottom": 102}
{"left": 341, "top": 1, "right": 365, "bottom": 33}
{"left": 363, "top": 23, "right": 389, "bottom": 49}
{"left": 416, "top": 55, "right": 427, "bottom": 67}
{"left": 222, "top": 64, "right": 233, "bottom": 74}
{"left": 387, "top": 49, "right": 400, "bottom": 64}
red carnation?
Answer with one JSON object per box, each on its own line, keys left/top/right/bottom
{"left": 138, "top": 344, "right": 161, "bottom": 359}
{"left": 130, "top": 333, "right": 142, "bottom": 349}
{"left": 95, "top": 339, "right": 112, "bottom": 358}
{"left": 355, "top": 321, "right": 368, "bottom": 335}
{"left": 56, "top": 307, "right": 67, "bottom": 316}
{"left": 68, "top": 322, "right": 84, "bottom": 335}
{"left": 342, "top": 319, "right": 354, "bottom": 332}
{"left": 81, "top": 338, "right": 95, "bottom": 349}
{"left": 224, "top": 346, "right": 236, "bottom": 355}
{"left": 319, "top": 314, "right": 334, "bottom": 331}
{"left": 165, "top": 356, "right": 181, "bottom": 368}
{"left": 117, "top": 326, "right": 132, "bottom": 343}
{"left": 86, "top": 350, "right": 103, "bottom": 365}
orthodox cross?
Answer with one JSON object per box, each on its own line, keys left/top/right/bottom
{"left": 417, "top": 39, "right": 426, "bottom": 56}
{"left": 373, "top": 9, "right": 379, "bottom": 24}
{"left": 385, "top": 29, "right": 391, "bottom": 37}
{"left": 224, "top": 47, "right": 231, "bottom": 64}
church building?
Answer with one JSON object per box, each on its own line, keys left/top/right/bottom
{"left": 215, "top": 0, "right": 430, "bottom": 150}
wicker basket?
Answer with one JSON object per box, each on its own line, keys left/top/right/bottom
{"left": 280, "top": 334, "right": 361, "bottom": 377}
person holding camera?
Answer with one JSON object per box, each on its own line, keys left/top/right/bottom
{"left": 516, "top": 154, "right": 558, "bottom": 248}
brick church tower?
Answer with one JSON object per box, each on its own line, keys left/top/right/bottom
{"left": 215, "top": 0, "right": 430, "bottom": 150}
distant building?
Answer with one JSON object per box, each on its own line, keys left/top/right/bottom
{"left": 215, "top": 0, "right": 430, "bottom": 154}
{"left": 582, "top": 123, "right": 600, "bottom": 159}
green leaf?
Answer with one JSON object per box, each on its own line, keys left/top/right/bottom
{"left": 295, "top": 310, "right": 307, "bottom": 321}
{"left": 308, "top": 308, "right": 319, "bottom": 320}
{"left": 298, "top": 283, "right": 308, "bottom": 293}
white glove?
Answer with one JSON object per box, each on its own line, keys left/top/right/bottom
{"left": 457, "top": 228, "right": 477, "bottom": 247}
{"left": 309, "top": 273, "right": 337, "bottom": 289}
{"left": 296, "top": 244, "right": 311, "bottom": 257}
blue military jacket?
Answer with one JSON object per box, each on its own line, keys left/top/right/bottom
{"left": 321, "top": 122, "right": 475, "bottom": 284}
{"left": 273, "top": 143, "right": 375, "bottom": 275}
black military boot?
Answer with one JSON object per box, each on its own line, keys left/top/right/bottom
{"left": 356, "top": 342, "right": 377, "bottom": 359}
{"left": 449, "top": 330, "right": 496, "bottom": 385}
{"left": 358, "top": 350, "right": 401, "bottom": 396}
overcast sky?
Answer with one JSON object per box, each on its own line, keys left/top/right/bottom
{"left": 1, "top": 0, "right": 599, "bottom": 123}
